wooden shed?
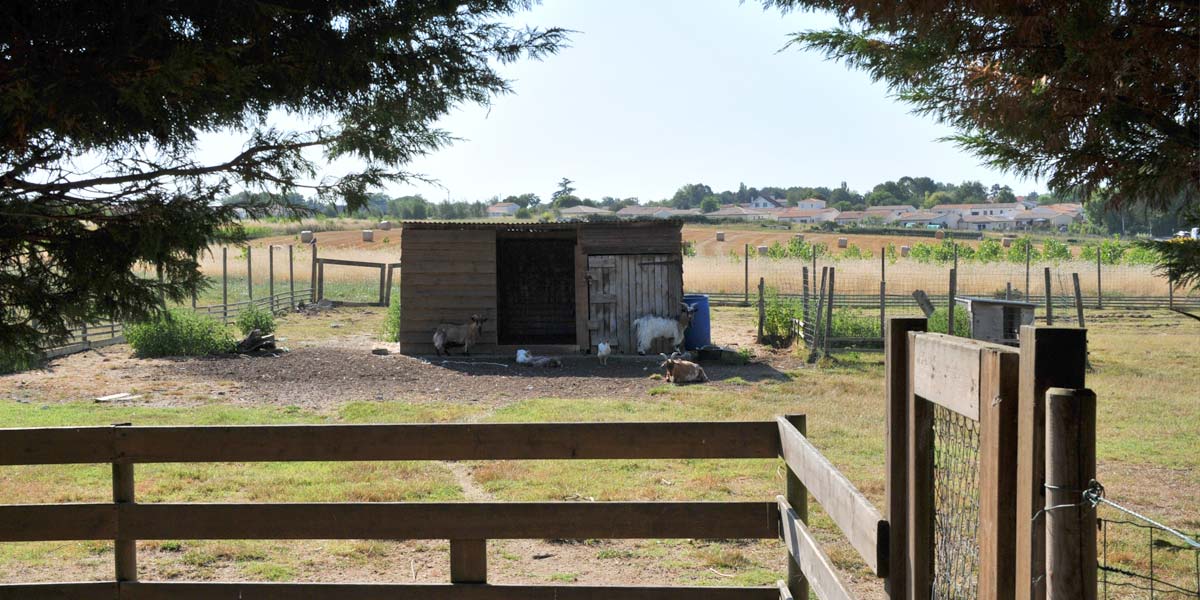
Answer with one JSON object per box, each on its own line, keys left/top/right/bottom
{"left": 954, "top": 296, "right": 1037, "bottom": 346}
{"left": 398, "top": 221, "right": 684, "bottom": 355}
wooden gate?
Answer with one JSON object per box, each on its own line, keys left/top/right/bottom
{"left": 586, "top": 254, "right": 683, "bottom": 354}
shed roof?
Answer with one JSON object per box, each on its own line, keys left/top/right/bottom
{"left": 399, "top": 220, "right": 681, "bottom": 232}
{"left": 954, "top": 296, "right": 1038, "bottom": 308}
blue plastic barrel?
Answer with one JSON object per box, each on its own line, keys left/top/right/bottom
{"left": 682, "top": 293, "right": 711, "bottom": 350}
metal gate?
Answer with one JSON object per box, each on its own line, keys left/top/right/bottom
{"left": 586, "top": 254, "right": 682, "bottom": 354}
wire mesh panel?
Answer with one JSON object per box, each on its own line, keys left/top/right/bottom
{"left": 932, "top": 403, "right": 983, "bottom": 600}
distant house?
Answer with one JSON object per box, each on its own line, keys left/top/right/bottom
{"left": 864, "top": 205, "right": 917, "bottom": 224}
{"left": 776, "top": 207, "right": 839, "bottom": 224}
{"left": 959, "top": 215, "right": 1012, "bottom": 231}
{"left": 486, "top": 202, "right": 520, "bottom": 218}
{"left": 834, "top": 211, "right": 867, "bottom": 225}
{"left": 749, "top": 196, "right": 784, "bottom": 210}
{"left": 947, "top": 202, "right": 1026, "bottom": 219}
{"left": 897, "top": 210, "right": 961, "bottom": 229}
{"left": 559, "top": 205, "right": 613, "bottom": 219}
{"left": 708, "top": 205, "right": 774, "bottom": 221}
{"left": 615, "top": 205, "right": 691, "bottom": 219}
{"left": 793, "top": 197, "right": 827, "bottom": 210}
{"left": 1013, "top": 206, "right": 1080, "bottom": 230}
{"left": 1017, "top": 196, "right": 1039, "bottom": 210}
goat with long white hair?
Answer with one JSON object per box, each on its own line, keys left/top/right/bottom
{"left": 633, "top": 302, "right": 696, "bottom": 355}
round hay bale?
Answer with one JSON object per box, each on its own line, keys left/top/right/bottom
{"left": 362, "top": 230, "right": 374, "bottom": 242}
{"left": 716, "top": 231, "right": 725, "bottom": 241}
{"left": 900, "top": 245, "right": 911, "bottom": 257}
{"left": 757, "top": 245, "right": 769, "bottom": 256}
{"left": 935, "top": 230, "right": 945, "bottom": 239}
{"left": 794, "top": 234, "right": 805, "bottom": 242}
{"left": 378, "top": 221, "right": 392, "bottom": 231}
{"left": 300, "top": 230, "right": 314, "bottom": 243}
{"left": 837, "top": 237, "right": 848, "bottom": 248}
{"left": 1002, "top": 237, "right": 1013, "bottom": 248}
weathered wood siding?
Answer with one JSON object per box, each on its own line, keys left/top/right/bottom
{"left": 579, "top": 223, "right": 682, "bottom": 256}
{"left": 587, "top": 254, "right": 683, "bottom": 354}
{"left": 399, "top": 229, "right": 497, "bottom": 354}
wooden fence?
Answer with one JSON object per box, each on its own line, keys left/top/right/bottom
{"left": 0, "top": 417, "right": 893, "bottom": 600}
{"left": 314, "top": 257, "right": 401, "bottom": 307}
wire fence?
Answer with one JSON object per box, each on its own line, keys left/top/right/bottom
{"left": 1094, "top": 488, "right": 1200, "bottom": 599}
{"left": 932, "top": 403, "right": 983, "bottom": 600}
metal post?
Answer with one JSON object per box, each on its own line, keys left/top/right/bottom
{"left": 268, "top": 245, "right": 275, "bottom": 312}
{"left": 744, "top": 243, "right": 750, "bottom": 306}
{"left": 1006, "top": 282, "right": 1013, "bottom": 301}
{"left": 880, "top": 249, "right": 887, "bottom": 342}
{"left": 1025, "top": 242, "right": 1032, "bottom": 300}
{"left": 948, "top": 268, "right": 957, "bottom": 336}
{"left": 288, "top": 244, "right": 295, "bottom": 307}
{"left": 801, "top": 266, "right": 810, "bottom": 334}
{"left": 824, "top": 267, "right": 835, "bottom": 357}
{"left": 784, "top": 414, "right": 809, "bottom": 600}
{"left": 310, "top": 243, "right": 319, "bottom": 303}
{"left": 1044, "top": 267, "right": 1054, "bottom": 325}
{"left": 246, "top": 246, "right": 253, "bottom": 301}
{"left": 1095, "top": 250, "right": 1102, "bottom": 309}
{"left": 222, "top": 247, "right": 228, "bottom": 324}
{"left": 757, "top": 277, "right": 765, "bottom": 342}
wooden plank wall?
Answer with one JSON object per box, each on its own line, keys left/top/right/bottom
{"left": 399, "top": 229, "right": 497, "bottom": 354}
{"left": 579, "top": 224, "right": 682, "bottom": 256}
{"left": 587, "top": 254, "right": 683, "bottom": 354}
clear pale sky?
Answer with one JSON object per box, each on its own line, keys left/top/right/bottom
{"left": 200, "top": 0, "right": 1044, "bottom": 203}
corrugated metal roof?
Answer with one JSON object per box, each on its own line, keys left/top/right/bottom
{"left": 399, "top": 219, "right": 682, "bottom": 231}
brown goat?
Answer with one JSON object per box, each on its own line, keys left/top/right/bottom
{"left": 658, "top": 352, "right": 708, "bottom": 384}
{"left": 432, "top": 314, "right": 487, "bottom": 356}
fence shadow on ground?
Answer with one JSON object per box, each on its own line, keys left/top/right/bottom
{"left": 430, "top": 355, "right": 792, "bottom": 383}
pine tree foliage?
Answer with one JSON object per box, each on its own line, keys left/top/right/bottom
{"left": 0, "top": 1, "right": 565, "bottom": 357}
{"left": 765, "top": 0, "right": 1198, "bottom": 207}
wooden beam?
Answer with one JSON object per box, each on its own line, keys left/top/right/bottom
{"left": 118, "top": 502, "right": 779, "bottom": 540}
{"left": 315, "top": 257, "right": 391, "bottom": 269}
{"left": 910, "top": 333, "right": 1013, "bottom": 421}
{"left": 113, "top": 461, "right": 136, "bottom": 582}
{"left": 0, "top": 504, "right": 116, "bottom": 541}
{"left": 0, "top": 427, "right": 114, "bottom": 465}
{"left": 777, "top": 496, "right": 855, "bottom": 600}
{"left": 0, "top": 582, "right": 118, "bottom": 600}
{"left": 978, "top": 347, "right": 1021, "bottom": 600}
{"left": 1015, "top": 327, "right": 1087, "bottom": 600}
{"left": 907, "top": 332, "right": 934, "bottom": 600}
{"left": 776, "top": 417, "right": 887, "bottom": 576}
{"left": 783, "top": 415, "right": 808, "bottom": 600}
{"left": 114, "top": 582, "right": 779, "bottom": 600}
{"left": 886, "top": 317, "right": 927, "bottom": 600}
{"left": 1044, "top": 388, "right": 1097, "bottom": 600}
{"left": 450, "top": 540, "right": 487, "bottom": 584}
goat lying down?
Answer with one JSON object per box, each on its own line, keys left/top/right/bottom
{"left": 432, "top": 314, "right": 487, "bottom": 356}
{"left": 659, "top": 352, "right": 707, "bottom": 384}
{"left": 633, "top": 302, "right": 697, "bottom": 355}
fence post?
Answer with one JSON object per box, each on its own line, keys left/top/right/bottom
{"left": 1044, "top": 268, "right": 1053, "bottom": 325}
{"left": 384, "top": 264, "right": 395, "bottom": 307}
{"left": 1044, "top": 388, "right": 1097, "bottom": 600}
{"left": 948, "top": 268, "right": 957, "bottom": 336}
{"left": 784, "top": 414, "right": 809, "bottom": 600}
{"left": 824, "top": 267, "right": 835, "bottom": 357}
{"left": 908, "top": 331, "right": 935, "bottom": 600}
{"left": 113, "top": 425, "right": 136, "bottom": 583}
{"left": 802, "top": 266, "right": 810, "bottom": 330}
{"left": 317, "top": 260, "right": 325, "bottom": 302}
{"left": 1168, "top": 277, "right": 1174, "bottom": 309}
{"left": 310, "top": 243, "right": 319, "bottom": 303}
{"left": 1025, "top": 243, "right": 1031, "bottom": 299}
{"left": 378, "top": 265, "right": 387, "bottom": 307}
{"left": 1095, "top": 251, "right": 1102, "bottom": 309}
{"left": 880, "top": 250, "right": 887, "bottom": 344}
{"left": 246, "top": 245, "right": 253, "bottom": 301}
{"left": 744, "top": 243, "right": 750, "bottom": 306}
{"left": 979, "top": 347, "right": 1021, "bottom": 600}
{"left": 288, "top": 244, "right": 295, "bottom": 307}
{"left": 886, "top": 317, "right": 927, "bottom": 600}
{"left": 1015, "top": 327, "right": 1088, "bottom": 600}
{"left": 1071, "top": 273, "right": 1085, "bottom": 328}
{"left": 808, "top": 267, "right": 827, "bottom": 363}
{"left": 269, "top": 245, "right": 275, "bottom": 313}
{"left": 81, "top": 322, "right": 88, "bottom": 346}
{"left": 222, "top": 247, "right": 228, "bottom": 324}
{"left": 450, "top": 539, "right": 487, "bottom": 584}
{"left": 757, "top": 277, "right": 765, "bottom": 342}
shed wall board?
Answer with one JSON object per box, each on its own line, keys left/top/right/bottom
{"left": 399, "top": 229, "right": 497, "bottom": 354}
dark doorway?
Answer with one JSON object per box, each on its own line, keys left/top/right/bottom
{"left": 496, "top": 237, "right": 577, "bottom": 345}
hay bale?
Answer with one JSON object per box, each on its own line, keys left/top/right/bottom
{"left": 378, "top": 221, "right": 392, "bottom": 231}
{"left": 362, "top": 230, "right": 374, "bottom": 242}
{"left": 837, "top": 237, "right": 848, "bottom": 248}
{"left": 935, "top": 230, "right": 945, "bottom": 240}
{"left": 715, "top": 231, "right": 725, "bottom": 241}
{"left": 300, "top": 230, "right": 314, "bottom": 243}
{"left": 1002, "top": 237, "right": 1013, "bottom": 248}
{"left": 900, "top": 245, "right": 911, "bottom": 257}
{"left": 794, "top": 234, "right": 804, "bottom": 242}
{"left": 757, "top": 245, "right": 768, "bottom": 256}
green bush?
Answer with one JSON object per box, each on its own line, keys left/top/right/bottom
{"left": 235, "top": 304, "right": 276, "bottom": 336}
{"left": 763, "top": 289, "right": 802, "bottom": 339}
{"left": 1, "top": 348, "right": 39, "bottom": 375}
{"left": 126, "top": 309, "right": 236, "bottom": 357}
{"left": 927, "top": 307, "right": 972, "bottom": 336}
{"left": 382, "top": 294, "right": 402, "bottom": 342}
{"left": 829, "top": 310, "right": 880, "bottom": 337}
{"left": 1042, "top": 239, "right": 1072, "bottom": 261}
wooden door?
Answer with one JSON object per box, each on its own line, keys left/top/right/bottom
{"left": 587, "top": 254, "right": 683, "bottom": 354}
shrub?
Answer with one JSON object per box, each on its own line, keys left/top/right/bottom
{"left": 382, "top": 294, "right": 402, "bottom": 342}
{"left": 975, "top": 239, "right": 1003, "bottom": 263}
{"left": 0, "top": 348, "right": 39, "bottom": 375}
{"left": 829, "top": 310, "right": 880, "bottom": 337}
{"left": 515, "top": 207, "right": 531, "bottom": 219}
{"left": 126, "top": 309, "right": 236, "bottom": 357}
{"left": 1042, "top": 239, "right": 1072, "bottom": 262}
{"left": 235, "top": 304, "right": 276, "bottom": 336}
{"left": 927, "top": 307, "right": 972, "bottom": 336}
{"left": 763, "top": 288, "right": 802, "bottom": 340}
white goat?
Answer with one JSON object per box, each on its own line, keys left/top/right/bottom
{"left": 659, "top": 352, "right": 708, "bottom": 384}
{"left": 432, "top": 314, "right": 487, "bottom": 356}
{"left": 633, "top": 302, "right": 697, "bottom": 355}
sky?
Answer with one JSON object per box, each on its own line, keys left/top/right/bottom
{"left": 199, "top": 0, "right": 1045, "bottom": 203}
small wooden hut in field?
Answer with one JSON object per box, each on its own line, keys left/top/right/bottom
{"left": 398, "top": 221, "right": 684, "bottom": 355}
{"left": 954, "top": 296, "right": 1036, "bottom": 346}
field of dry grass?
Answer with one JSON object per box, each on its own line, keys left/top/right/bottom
{"left": 1, "top": 303, "right": 1196, "bottom": 595}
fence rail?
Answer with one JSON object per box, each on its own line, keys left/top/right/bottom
{"left": 704, "top": 291, "right": 1200, "bottom": 310}
{"left": 0, "top": 418, "right": 891, "bottom": 600}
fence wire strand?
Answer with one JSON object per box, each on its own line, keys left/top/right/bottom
{"left": 932, "top": 404, "right": 982, "bottom": 600}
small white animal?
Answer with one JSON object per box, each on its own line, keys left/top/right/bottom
{"left": 597, "top": 341, "right": 611, "bottom": 366}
